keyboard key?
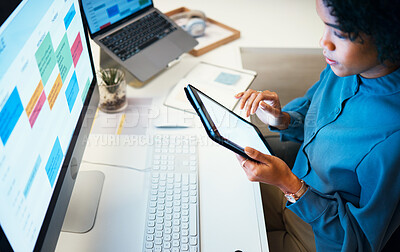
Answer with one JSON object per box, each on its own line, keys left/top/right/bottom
{"left": 182, "top": 229, "right": 189, "bottom": 236}
{"left": 164, "top": 242, "right": 171, "bottom": 249}
{"left": 190, "top": 204, "right": 197, "bottom": 236}
{"left": 145, "top": 242, "right": 153, "bottom": 249}
{"left": 147, "top": 227, "right": 155, "bottom": 234}
{"left": 190, "top": 237, "right": 197, "bottom": 245}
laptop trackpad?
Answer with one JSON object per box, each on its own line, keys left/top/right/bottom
{"left": 145, "top": 39, "right": 182, "bottom": 68}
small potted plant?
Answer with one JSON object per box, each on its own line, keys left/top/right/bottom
{"left": 97, "top": 68, "right": 127, "bottom": 113}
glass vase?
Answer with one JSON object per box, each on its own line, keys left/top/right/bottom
{"left": 97, "top": 69, "right": 128, "bottom": 113}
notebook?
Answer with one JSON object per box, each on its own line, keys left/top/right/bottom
{"left": 80, "top": 0, "right": 198, "bottom": 82}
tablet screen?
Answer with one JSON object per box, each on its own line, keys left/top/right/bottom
{"left": 197, "top": 92, "right": 271, "bottom": 155}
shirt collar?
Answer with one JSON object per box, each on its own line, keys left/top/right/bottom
{"left": 357, "top": 67, "right": 400, "bottom": 95}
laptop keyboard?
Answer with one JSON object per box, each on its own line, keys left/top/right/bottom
{"left": 100, "top": 12, "right": 177, "bottom": 61}
{"left": 143, "top": 135, "right": 200, "bottom": 252}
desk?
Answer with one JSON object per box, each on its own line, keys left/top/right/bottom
{"left": 56, "top": 0, "right": 322, "bottom": 251}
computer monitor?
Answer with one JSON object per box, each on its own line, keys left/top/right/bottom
{"left": 0, "top": 0, "right": 99, "bottom": 251}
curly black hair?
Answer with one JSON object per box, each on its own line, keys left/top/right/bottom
{"left": 322, "top": 0, "right": 400, "bottom": 65}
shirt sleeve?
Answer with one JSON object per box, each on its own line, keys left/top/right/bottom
{"left": 288, "top": 130, "right": 400, "bottom": 251}
{"left": 269, "top": 66, "right": 330, "bottom": 142}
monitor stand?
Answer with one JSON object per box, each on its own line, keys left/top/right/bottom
{"left": 61, "top": 170, "right": 105, "bottom": 233}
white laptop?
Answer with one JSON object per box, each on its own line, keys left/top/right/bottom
{"left": 80, "top": 0, "right": 198, "bottom": 82}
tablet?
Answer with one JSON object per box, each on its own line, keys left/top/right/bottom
{"left": 184, "top": 84, "right": 273, "bottom": 161}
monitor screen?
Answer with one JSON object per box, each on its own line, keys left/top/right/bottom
{"left": 81, "top": 0, "right": 153, "bottom": 34}
{"left": 0, "top": 0, "right": 98, "bottom": 251}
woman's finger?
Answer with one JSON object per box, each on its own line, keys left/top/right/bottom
{"left": 244, "top": 146, "right": 273, "bottom": 164}
{"left": 239, "top": 89, "right": 254, "bottom": 109}
{"left": 251, "top": 93, "right": 265, "bottom": 114}
{"left": 235, "top": 153, "right": 246, "bottom": 163}
{"left": 259, "top": 100, "right": 276, "bottom": 114}
{"left": 245, "top": 92, "right": 258, "bottom": 117}
{"left": 234, "top": 92, "right": 244, "bottom": 99}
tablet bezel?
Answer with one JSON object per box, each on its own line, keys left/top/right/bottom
{"left": 184, "top": 84, "right": 273, "bottom": 161}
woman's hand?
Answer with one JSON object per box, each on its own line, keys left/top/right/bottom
{"left": 235, "top": 89, "right": 281, "bottom": 117}
{"left": 236, "top": 147, "right": 302, "bottom": 194}
{"left": 235, "top": 89, "right": 290, "bottom": 130}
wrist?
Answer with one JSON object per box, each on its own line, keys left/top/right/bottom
{"left": 278, "top": 175, "right": 302, "bottom": 194}
{"left": 275, "top": 112, "right": 290, "bottom": 130}
{"left": 282, "top": 179, "right": 308, "bottom": 203}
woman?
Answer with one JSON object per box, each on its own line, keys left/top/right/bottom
{"left": 235, "top": 0, "right": 400, "bottom": 251}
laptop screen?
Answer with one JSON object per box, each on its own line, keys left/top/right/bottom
{"left": 81, "top": 0, "right": 153, "bottom": 34}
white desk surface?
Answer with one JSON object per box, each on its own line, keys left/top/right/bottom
{"left": 56, "top": 0, "right": 322, "bottom": 251}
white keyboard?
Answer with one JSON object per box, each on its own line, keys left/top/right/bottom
{"left": 143, "top": 135, "right": 200, "bottom": 252}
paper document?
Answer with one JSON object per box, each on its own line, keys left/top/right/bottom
{"left": 164, "top": 62, "right": 257, "bottom": 113}
{"left": 90, "top": 97, "right": 153, "bottom": 135}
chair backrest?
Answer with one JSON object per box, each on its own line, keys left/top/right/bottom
{"left": 240, "top": 47, "right": 326, "bottom": 137}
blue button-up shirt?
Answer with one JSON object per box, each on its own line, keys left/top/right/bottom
{"left": 275, "top": 66, "right": 400, "bottom": 251}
